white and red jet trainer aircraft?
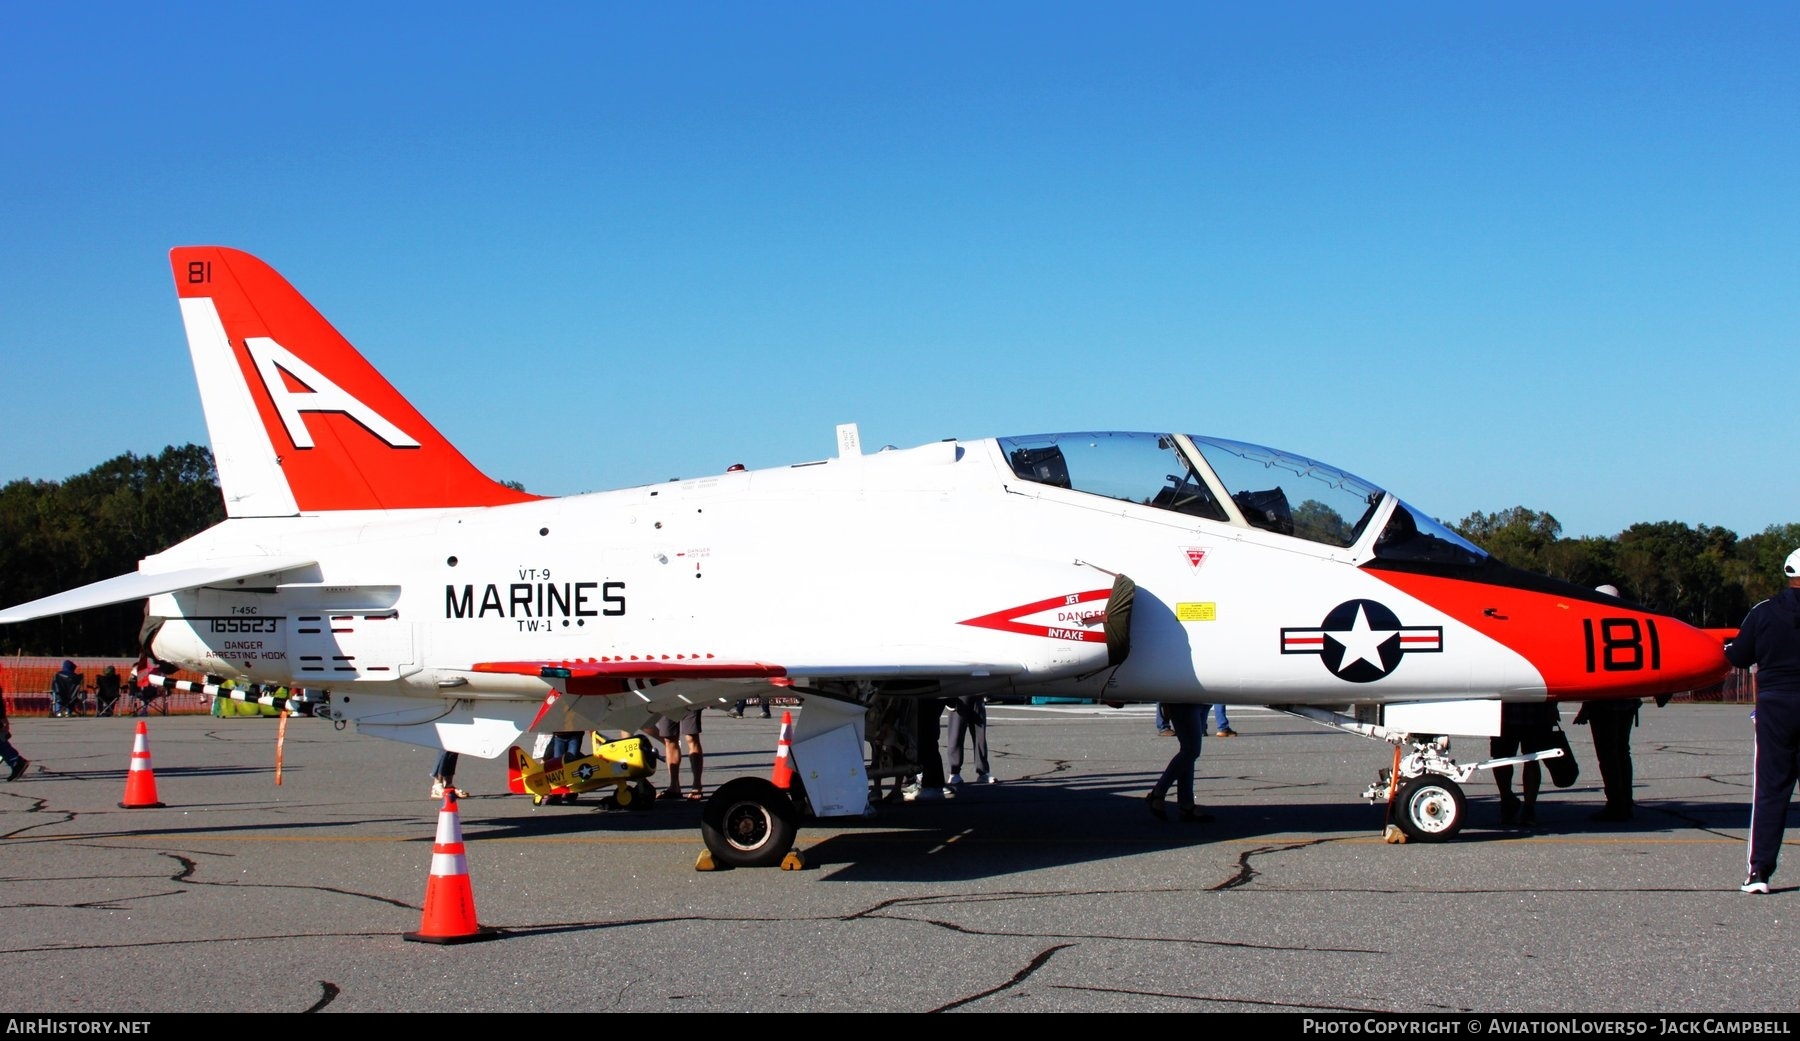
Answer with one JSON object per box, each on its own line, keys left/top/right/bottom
{"left": 0, "top": 247, "right": 1732, "bottom": 863}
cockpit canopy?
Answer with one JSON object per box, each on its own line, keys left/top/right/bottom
{"left": 996, "top": 431, "right": 1486, "bottom": 567}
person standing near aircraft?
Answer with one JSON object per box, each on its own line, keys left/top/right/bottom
{"left": 1490, "top": 701, "right": 1559, "bottom": 826}
{"left": 1574, "top": 584, "right": 1640, "bottom": 823}
{"left": 1574, "top": 698, "right": 1640, "bottom": 822}
{"left": 1726, "top": 549, "right": 1800, "bottom": 894}
{"left": 865, "top": 694, "right": 918, "bottom": 802}
{"left": 904, "top": 691, "right": 951, "bottom": 801}
{"left": 1147, "top": 701, "right": 1212, "bottom": 822}
{"left": 945, "top": 695, "right": 993, "bottom": 786}
{"left": 548, "top": 731, "right": 582, "bottom": 760}
{"left": 681, "top": 709, "right": 706, "bottom": 800}
{"left": 0, "top": 671, "right": 28, "bottom": 781}
{"left": 1567, "top": 583, "right": 1636, "bottom": 822}
{"left": 648, "top": 714, "right": 684, "bottom": 799}
{"left": 1212, "top": 704, "right": 1237, "bottom": 738}
{"left": 649, "top": 709, "right": 706, "bottom": 800}
{"left": 431, "top": 751, "right": 465, "bottom": 800}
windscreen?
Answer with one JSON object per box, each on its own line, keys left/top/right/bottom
{"left": 1187, "top": 436, "right": 1384, "bottom": 548}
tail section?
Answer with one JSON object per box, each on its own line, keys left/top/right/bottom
{"left": 172, "top": 247, "right": 539, "bottom": 515}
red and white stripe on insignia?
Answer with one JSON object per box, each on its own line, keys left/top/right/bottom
{"left": 1281, "top": 631, "right": 1327, "bottom": 652}
{"left": 1281, "top": 626, "right": 1443, "bottom": 655}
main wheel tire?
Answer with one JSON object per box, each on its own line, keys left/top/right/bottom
{"left": 701, "top": 777, "right": 797, "bottom": 868}
{"left": 1394, "top": 775, "right": 1467, "bottom": 842}
{"left": 629, "top": 779, "right": 656, "bottom": 811}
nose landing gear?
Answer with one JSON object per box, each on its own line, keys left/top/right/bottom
{"left": 1390, "top": 773, "right": 1469, "bottom": 842}
{"left": 1276, "top": 703, "right": 1565, "bottom": 844}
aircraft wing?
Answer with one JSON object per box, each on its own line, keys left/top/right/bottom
{"left": 474, "top": 657, "right": 1024, "bottom": 742}
{"left": 473, "top": 659, "right": 790, "bottom": 695}
{"left": 472, "top": 656, "right": 1029, "bottom": 696}
{"left": 0, "top": 558, "right": 317, "bottom": 624}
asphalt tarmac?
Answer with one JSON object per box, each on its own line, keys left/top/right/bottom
{"left": 1, "top": 702, "right": 1789, "bottom": 1014}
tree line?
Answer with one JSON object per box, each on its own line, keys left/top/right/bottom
{"left": 1, "top": 445, "right": 224, "bottom": 656}
{"left": 1, "top": 447, "right": 1793, "bottom": 656}
{"left": 1452, "top": 507, "right": 1799, "bottom": 629}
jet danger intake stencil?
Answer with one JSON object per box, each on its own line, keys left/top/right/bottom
{"left": 1281, "top": 599, "right": 1443, "bottom": 683}
{"left": 959, "top": 589, "right": 1114, "bottom": 641}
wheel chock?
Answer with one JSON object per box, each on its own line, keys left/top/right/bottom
{"left": 1383, "top": 824, "right": 1407, "bottom": 844}
{"left": 695, "top": 849, "right": 720, "bottom": 871}
{"left": 780, "top": 849, "right": 806, "bottom": 871}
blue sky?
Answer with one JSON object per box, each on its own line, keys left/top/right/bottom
{"left": 2, "top": 3, "right": 1794, "bottom": 539}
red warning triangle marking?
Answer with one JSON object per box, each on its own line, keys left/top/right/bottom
{"left": 958, "top": 588, "right": 1112, "bottom": 640}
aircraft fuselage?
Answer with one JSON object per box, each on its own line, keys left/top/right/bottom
{"left": 144, "top": 432, "right": 1726, "bottom": 736}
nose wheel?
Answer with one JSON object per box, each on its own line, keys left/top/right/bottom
{"left": 1392, "top": 774, "right": 1467, "bottom": 842}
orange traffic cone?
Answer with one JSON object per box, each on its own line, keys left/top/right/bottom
{"left": 771, "top": 710, "right": 795, "bottom": 790}
{"left": 405, "top": 790, "right": 501, "bottom": 944}
{"left": 119, "top": 720, "right": 165, "bottom": 809}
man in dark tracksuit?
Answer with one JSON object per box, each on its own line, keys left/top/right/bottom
{"left": 1725, "top": 548, "right": 1800, "bottom": 894}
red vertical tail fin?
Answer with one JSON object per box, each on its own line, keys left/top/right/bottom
{"left": 171, "top": 247, "right": 538, "bottom": 515}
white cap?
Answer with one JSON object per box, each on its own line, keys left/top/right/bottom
{"left": 1595, "top": 584, "right": 1620, "bottom": 597}
{"left": 1785, "top": 549, "right": 1800, "bottom": 578}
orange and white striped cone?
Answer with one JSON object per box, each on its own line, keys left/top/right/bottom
{"left": 405, "top": 790, "right": 500, "bottom": 944}
{"left": 119, "top": 720, "right": 165, "bottom": 809}
{"left": 771, "top": 710, "right": 796, "bottom": 790}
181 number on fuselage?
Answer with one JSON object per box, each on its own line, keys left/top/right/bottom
{"left": 1583, "top": 616, "right": 1661, "bottom": 672}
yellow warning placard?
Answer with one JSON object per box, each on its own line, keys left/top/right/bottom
{"left": 1176, "top": 602, "right": 1216, "bottom": 622}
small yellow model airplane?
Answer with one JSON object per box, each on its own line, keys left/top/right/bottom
{"left": 507, "top": 734, "right": 657, "bottom": 807}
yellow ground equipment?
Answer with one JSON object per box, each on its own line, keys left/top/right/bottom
{"left": 507, "top": 734, "right": 657, "bottom": 808}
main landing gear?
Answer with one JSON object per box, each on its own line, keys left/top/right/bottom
{"left": 700, "top": 777, "right": 802, "bottom": 869}
{"left": 1275, "top": 705, "right": 1566, "bottom": 843}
